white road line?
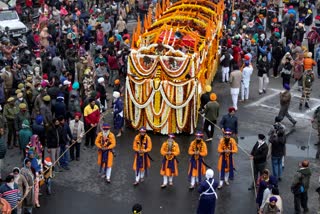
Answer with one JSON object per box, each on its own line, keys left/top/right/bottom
{"left": 245, "top": 91, "right": 279, "bottom": 107}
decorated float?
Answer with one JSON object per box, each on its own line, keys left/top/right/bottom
{"left": 125, "top": 0, "right": 224, "bottom": 134}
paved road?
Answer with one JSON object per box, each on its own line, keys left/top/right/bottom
{"left": 27, "top": 65, "right": 320, "bottom": 213}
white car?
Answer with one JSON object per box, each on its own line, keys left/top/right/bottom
{"left": 0, "top": 1, "right": 28, "bottom": 37}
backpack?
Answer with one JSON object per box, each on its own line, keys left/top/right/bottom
{"left": 304, "top": 72, "right": 314, "bottom": 88}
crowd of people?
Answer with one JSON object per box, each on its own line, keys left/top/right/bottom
{"left": 0, "top": 0, "right": 318, "bottom": 213}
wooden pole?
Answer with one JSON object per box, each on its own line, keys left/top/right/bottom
{"left": 232, "top": 0, "right": 235, "bottom": 13}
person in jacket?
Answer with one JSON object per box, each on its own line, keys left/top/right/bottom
{"left": 20, "top": 159, "right": 35, "bottom": 211}
{"left": 58, "top": 116, "right": 72, "bottom": 170}
{"left": 256, "top": 169, "right": 278, "bottom": 208}
{"left": 18, "top": 120, "right": 33, "bottom": 159}
{"left": 249, "top": 134, "right": 269, "bottom": 190}
{"left": 32, "top": 115, "right": 46, "bottom": 152}
{"left": 14, "top": 103, "right": 31, "bottom": 135}
{"left": 261, "top": 196, "right": 281, "bottom": 214}
{"left": 299, "top": 67, "right": 315, "bottom": 110}
{"left": 160, "top": 134, "right": 180, "bottom": 188}
{"left": 202, "top": 93, "right": 219, "bottom": 142}
{"left": 107, "top": 51, "right": 120, "bottom": 87}
{"left": 229, "top": 64, "right": 242, "bottom": 111}
{"left": 69, "top": 112, "right": 84, "bottom": 161}
{"left": 269, "top": 124, "right": 286, "bottom": 181}
{"left": 188, "top": 131, "right": 208, "bottom": 190}
{"left": 12, "top": 167, "right": 30, "bottom": 214}
{"left": 0, "top": 175, "right": 21, "bottom": 213}
{"left": 200, "top": 85, "right": 212, "bottom": 111}
{"left": 84, "top": 98, "right": 100, "bottom": 147}
{"left": 0, "top": 127, "right": 6, "bottom": 181}
{"left": 257, "top": 54, "right": 270, "bottom": 95}
{"left": 3, "top": 97, "right": 18, "bottom": 149}
{"left": 220, "top": 107, "right": 238, "bottom": 141}
{"left": 217, "top": 129, "right": 238, "bottom": 189}
{"left": 241, "top": 61, "right": 253, "bottom": 103}
{"left": 260, "top": 187, "right": 283, "bottom": 214}
{"left": 54, "top": 93, "right": 66, "bottom": 119}
{"left": 47, "top": 118, "right": 62, "bottom": 172}
{"left": 95, "top": 123, "right": 116, "bottom": 183}
{"left": 220, "top": 47, "right": 233, "bottom": 83}
{"left": 291, "top": 160, "right": 312, "bottom": 214}
{"left": 96, "top": 77, "right": 107, "bottom": 110}
{"left": 197, "top": 169, "right": 218, "bottom": 214}
{"left": 277, "top": 84, "right": 296, "bottom": 126}
{"left": 40, "top": 95, "right": 53, "bottom": 127}
{"left": 113, "top": 91, "right": 124, "bottom": 137}
{"left": 43, "top": 157, "right": 53, "bottom": 195}
{"left": 132, "top": 126, "right": 152, "bottom": 186}
{"left": 280, "top": 56, "right": 293, "bottom": 87}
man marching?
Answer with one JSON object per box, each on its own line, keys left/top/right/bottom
{"left": 217, "top": 128, "right": 238, "bottom": 189}
{"left": 95, "top": 123, "right": 116, "bottom": 183}
{"left": 132, "top": 126, "right": 153, "bottom": 186}
{"left": 160, "top": 134, "right": 180, "bottom": 188}
{"left": 188, "top": 131, "right": 208, "bottom": 190}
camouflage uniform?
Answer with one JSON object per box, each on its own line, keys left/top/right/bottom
{"left": 3, "top": 102, "right": 18, "bottom": 148}
{"left": 299, "top": 70, "right": 314, "bottom": 109}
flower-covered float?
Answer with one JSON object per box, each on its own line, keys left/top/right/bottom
{"left": 125, "top": 0, "right": 224, "bottom": 134}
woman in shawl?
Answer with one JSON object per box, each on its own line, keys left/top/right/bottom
{"left": 13, "top": 167, "right": 30, "bottom": 214}
{"left": 39, "top": 27, "right": 50, "bottom": 48}
{"left": 25, "top": 135, "right": 44, "bottom": 163}
{"left": 20, "top": 159, "right": 35, "bottom": 210}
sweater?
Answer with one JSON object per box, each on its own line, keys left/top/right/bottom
{"left": 0, "top": 183, "right": 21, "bottom": 209}
{"left": 219, "top": 114, "right": 238, "bottom": 134}
{"left": 203, "top": 101, "right": 219, "bottom": 122}
{"left": 303, "top": 58, "right": 316, "bottom": 71}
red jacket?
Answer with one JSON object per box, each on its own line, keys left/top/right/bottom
{"left": 108, "top": 55, "right": 119, "bottom": 70}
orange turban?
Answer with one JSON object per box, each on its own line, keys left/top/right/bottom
{"left": 210, "top": 93, "right": 217, "bottom": 101}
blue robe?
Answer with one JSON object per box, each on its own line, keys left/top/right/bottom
{"left": 113, "top": 98, "right": 124, "bottom": 130}
{"left": 197, "top": 178, "right": 218, "bottom": 214}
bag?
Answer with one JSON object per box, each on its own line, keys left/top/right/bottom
{"left": 291, "top": 184, "right": 305, "bottom": 194}
{"left": 305, "top": 73, "right": 313, "bottom": 87}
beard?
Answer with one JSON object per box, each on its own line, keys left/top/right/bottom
{"left": 140, "top": 135, "right": 145, "bottom": 142}
{"left": 224, "top": 137, "right": 230, "bottom": 144}
{"left": 196, "top": 139, "right": 201, "bottom": 144}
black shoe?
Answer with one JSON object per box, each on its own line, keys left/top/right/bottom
{"left": 259, "top": 92, "right": 263, "bottom": 95}
{"left": 305, "top": 102, "right": 310, "bottom": 109}
{"left": 316, "top": 152, "right": 320, "bottom": 159}
{"left": 248, "top": 186, "right": 254, "bottom": 191}
{"left": 314, "top": 142, "right": 319, "bottom": 145}
{"left": 299, "top": 104, "right": 302, "bottom": 110}
{"left": 70, "top": 159, "right": 74, "bottom": 162}
{"left": 76, "top": 157, "right": 80, "bottom": 161}
{"left": 278, "top": 177, "right": 282, "bottom": 181}
{"left": 263, "top": 89, "right": 266, "bottom": 94}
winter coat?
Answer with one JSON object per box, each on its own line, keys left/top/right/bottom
{"left": 40, "top": 103, "right": 53, "bottom": 126}
{"left": 113, "top": 98, "right": 124, "bottom": 130}
{"left": 219, "top": 114, "right": 238, "bottom": 134}
{"left": 251, "top": 141, "right": 268, "bottom": 164}
{"left": 291, "top": 167, "right": 312, "bottom": 191}
{"left": 18, "top": 128, "right": 33, "bottom": 150}
{"left": 47, "top": 126, "right": 61, "bottom": 148}
{"left": 279, "top": 90, "right": 291, "bottom": 106}
{"left": 15, "top": 111, "right": 31, "bottom": 131}
{"left": 203, "top": 101, "right": 219, "bottom": 122}
{"left": 257, "top": 59, "right": 270, "bottom": 77}
{"left": 0, "top": 135, "right": 7, "bottom": 159}
{"left": 200, "top": 92, "right": 210, "bottom": 111}
{"left": 269, "top": 134, "right": 286, "bottom": 157}
{"left": 54, "top": 100, "right": 66, "bottom": 119}
{"left": 262, "top": 204, "right": 281, "bottom": 214}
{"left": 20, "top": 167, "right": 34, "bottom": 207}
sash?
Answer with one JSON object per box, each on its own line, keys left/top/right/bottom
{"left": 220, "top": 144, "right": 234, "bottom": 180}
{"left": 188, "top": 156, "right": 203, "bottom": 181}
{"left": 200, "top": 179, "right": 218, "bottom": 199}
{"left": 135, "top": 139, "right": 149, "bottom": 176}
{"left": 162, "top": 157, "right": 176, "bottom": 173}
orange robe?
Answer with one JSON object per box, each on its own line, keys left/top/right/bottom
{"left": 217, "top": 138, "right": 238, "bottom": 172}
{"left": 132, "top": 134, "right": 152, "bottom": 172}
{"left": 160, "top": 141, "right": 180, "bottom": 176}
{"left": 188, "top": 140, "right": 208, "bottom": 177}
{"left": 95, "top": 132, "right": 116, "bottom": 168}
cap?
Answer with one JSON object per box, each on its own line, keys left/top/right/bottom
{"left": 18, "top": 83, "right": 24, "bottom": 89}
{"left": 43, "top": 95, "right": 51, "bottom": 102}
{"left": 258, "top": 134, "right": 266, "bottom": 141}
{"left": 195, "top": 131, "right": 204, "bottom": 138}
{"left": 26, "top": 76, "right": 33, "bottom": 81}
{"left": 102, "top": 123, "right": 111, "bottom": 130}
{"left": 269, "top": 196, "right": 278, "bottom": 202}
{"left": 210, "top": 93, "right": 217, "bottom": 101}
{"left": 168, "top": 133, "right": 175, "bottom": 138}
{"left": 15, "top": 89, "right": 21, "bottom": 94}
{"left": 44, "top": 157, "right": 52, "bottom": 166}
{"left": 19, "top": 103, "right": 27, "bottom": 109}
{"left": 7, "top": 97, "right": 14, "bottom": 102}
{"left": 72, "top": 82, "right": 80, "bottom": 90}
{"left": 17, "top": 93, "right": 23, "bottom": 98}
{"left": 139, "top": 126, "right": 146, "bottom": 132}
{"left": 63, "top": 80, "right": 71, "bottom": 86}
{"left": 224, "top": 128, "right": 232, "bottom": 135}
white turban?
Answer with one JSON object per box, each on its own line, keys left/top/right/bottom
{"left": 205, "top": 169, "right": 214, "bottom": 179}
{"left": 113, "top": 91, "right": 120, "bottom": 99}
{"left": 98, "top": 77, "right": 104, "bottom": 83}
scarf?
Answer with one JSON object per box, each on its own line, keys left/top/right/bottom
{"left": 220, "top": 142, "right": 234, "bottom": 180}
